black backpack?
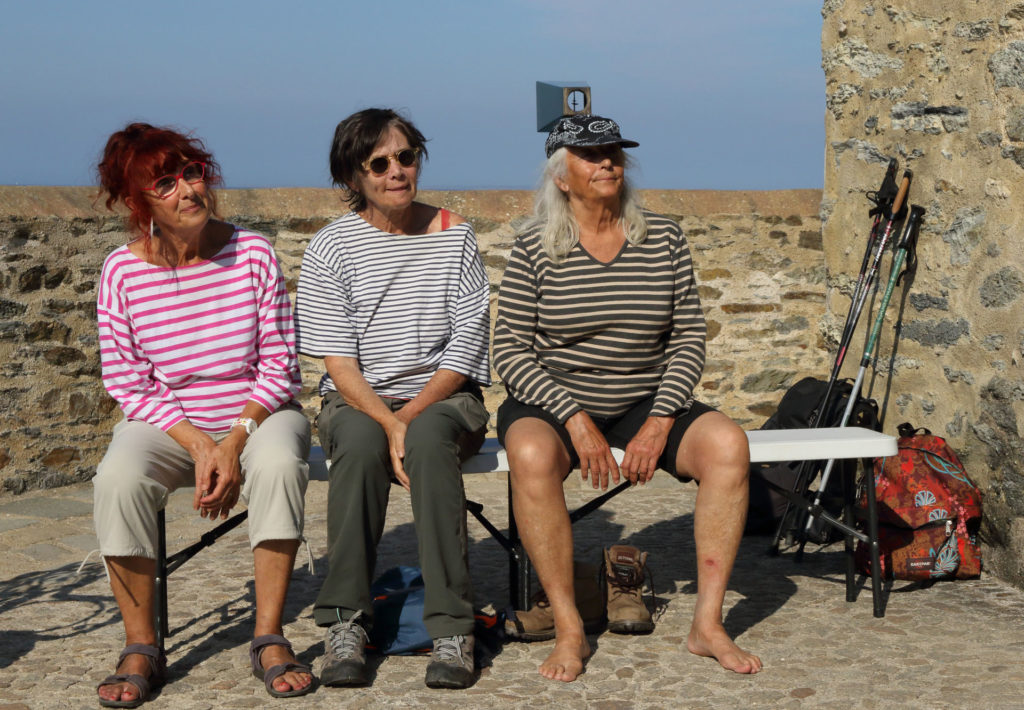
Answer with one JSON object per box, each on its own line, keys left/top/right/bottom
{"left": 745, "top": 377, "right": 880, "bottom": 540}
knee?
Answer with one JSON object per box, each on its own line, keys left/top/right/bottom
{"left": 329, "top": 426, "right": 388, "bottom": 471}
{"left": 685, "top": 419, "right": 750, "bottom": 484}
{"left": 93, "top": 450, "right": 150, "bottom": 503}
{"left": 247, "top": 450, "right": 308, "bottom": 488}
{"left": 714, "top": 424, "right": 750, "bottom": 473}
{"left": 404, "top": 430, "right": 457, "bottom": 467}
{"left": 506, "top": 439, "right": 563, "bottom": 493}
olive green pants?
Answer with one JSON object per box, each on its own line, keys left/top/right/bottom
{"left": 312, "top": 390, "right": 486, "bottom": 638}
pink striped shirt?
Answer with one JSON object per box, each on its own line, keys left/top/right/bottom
{"left": 97, "top": 228, "right": 301, "bottom": 433}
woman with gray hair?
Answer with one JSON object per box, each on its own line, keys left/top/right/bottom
{"left": 493, "top": 115, "right": 761, "bottom": 682}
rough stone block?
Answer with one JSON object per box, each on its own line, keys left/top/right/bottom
{"left": 1002, "top": 145, "right": 1024, "bottom": 170}
{"left": 740, "top": 369, "right": 795, "bottom": 394}
{"left": 980, "top": 267, "right": 1024, "bottom": 308}
{"left": 41, "top": 347, "right": 86, "bottom": 366}
{"left": 720, "top": 303, "right": 780, "bottom": 314}
{"left": 989, "top": 41, "right": 1024, "bottom": 89}
{"left": 901, "top": 319, "right": 970, "bottom": 347}
{"left": 39, "top": 448, "right": 80, "bottom": 467}
{"left": 824, "top": 38, "right": 904, "bottom": 78}
{"left": 941, "top": 207, "right": 986, "bottom": 266}
{"left": 17, "top": 265, "right": 47, "bottom": 292}
{"left": 831, "top": 138, "right": 889, "bottom": 165}
{"left": 909, "top": 293, "right": 949, "bottom": 312}
{"left": 799, "top": 230, "right": 823, "bottom": 250}
{"left": 1006, "top": 106, "right": 1024, "bottom": 142}
{"left": 954, "top": 20, "right": 994, "bottom": 41}
{"left": 0, "top": 300, "right": 28, "bottom": 318}
{"left": 24, "top": 321, "right": 71, "bottom": 343}
{"left": 978, "top": 131, "right": 1003, "bottom": 146}
{"left": 43, "top": 267, "right": 68, "bottom": 289}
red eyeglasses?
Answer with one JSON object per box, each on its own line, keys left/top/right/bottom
{"left": 143, "top": 161, "right": 206, "bottom": 199}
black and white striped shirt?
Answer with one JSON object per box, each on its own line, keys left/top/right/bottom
{"left": 493, "top": 211, "right": 705, "bottom": 423}
{"left": 294, "top": 212, "right": 491, "bottom": 398}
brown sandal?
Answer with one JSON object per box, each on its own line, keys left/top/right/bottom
{"left": 96, "top": 643, "right": 166, "bottom": 708}
{"left": 250, "top": 634, "right": 316, "bottom": 698}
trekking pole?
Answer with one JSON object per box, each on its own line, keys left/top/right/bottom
{"left": 769, "top": 166, "right": 910, "bottom": 553}
{"left": 802, "top": 204, "right": 925, "bottom": 532}
{"left": 810, "top": 167, "right": 911, "bottom": 431}
{"left": 828, "top": 163, "right": 906, "bottom": 388}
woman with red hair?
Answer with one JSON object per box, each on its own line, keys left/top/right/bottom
{"left": 92, "top": 123, "right": 314, "bottom": 705}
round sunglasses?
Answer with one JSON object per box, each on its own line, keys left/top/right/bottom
{"left": 143, "top": 161, "right": 206, "bottom": 199}
{"left": 361, "top": 148, "right": 420, "bottom": 175}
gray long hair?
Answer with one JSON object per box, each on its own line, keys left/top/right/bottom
{"left": 526, "top": 147, "right": 648, "bottom": 263}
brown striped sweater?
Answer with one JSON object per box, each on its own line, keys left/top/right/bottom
{"left": 493, "top": 211, "right": 707, "bottom": 423}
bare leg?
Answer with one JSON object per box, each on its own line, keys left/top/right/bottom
{"left": 677, "top": 412, "right": 763, "bottom": 674}
{"left": 252, "top": 539, "right": 312, "bottom": 694}
{"left": 97, "top": 556, "right": 159, "bottom": 705}
{"left": 506, "top": 418, "right": 590, "bottom": 682}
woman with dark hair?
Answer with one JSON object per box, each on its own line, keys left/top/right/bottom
{"left": 93, "top": 123, "right": 313, "bottom": 705}
{"left": 294, "top": 108, "right": 490, "bottom": 690}
{"left": 493, "top": 115, "right": 762, "bottom": 682}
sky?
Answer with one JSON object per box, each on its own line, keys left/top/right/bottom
{"left": 0, "top": 0, "right": 824, "bottom": 191}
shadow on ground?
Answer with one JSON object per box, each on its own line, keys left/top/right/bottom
{"left": 0, "top": 563, "right": 112, "bottom": 670}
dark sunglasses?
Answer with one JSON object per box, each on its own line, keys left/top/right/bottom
{"left": 361, "top": 148, "right": 420, "bottom": 175}
{"left": 143, "top": 161, "right": 206, "bottom": 199}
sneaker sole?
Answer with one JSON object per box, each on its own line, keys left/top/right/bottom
{"left": 319, "top": 665, "right": 370, "bottom": 687}
{"left": 425, "top": 666, "right": 475, "bottom": 689}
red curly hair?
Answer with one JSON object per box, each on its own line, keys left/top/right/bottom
{"left": 97, "top": 122, "right": 222, "bottom": 238}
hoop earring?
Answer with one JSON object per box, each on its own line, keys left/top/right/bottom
{"left": 149, "top": 218, "right": 155, "bottom": 237}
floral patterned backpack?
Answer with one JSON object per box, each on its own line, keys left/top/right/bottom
{"left": 856, "top": 423, "right": 982, "bottom": 580}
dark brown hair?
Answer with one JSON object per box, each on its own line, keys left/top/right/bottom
{"left": 329, "top": 108, "right": 428, "bottom": 212}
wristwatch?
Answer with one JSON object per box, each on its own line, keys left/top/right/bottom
{"left": 232, "top": 417, "right": 258, "bottom": 436}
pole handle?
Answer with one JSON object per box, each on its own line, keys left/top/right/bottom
{"left": 897, "top": 205, "right": 926, "bottom": 250}
{"left": 889, "top": 170, "right": 912, "bottom": 218}
{"left": 868, "top": 158, "right": 899, "bottom": 217}
{"left": 861, "top": 204, "right": 925, "bottom": 365}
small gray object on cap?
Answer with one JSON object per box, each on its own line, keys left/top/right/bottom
{"left": 544, "top": 115, "right": 639, "bottom": 158}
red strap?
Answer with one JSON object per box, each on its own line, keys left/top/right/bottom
{"left": 440, "top": 208, "right": 450, "bottom": 231}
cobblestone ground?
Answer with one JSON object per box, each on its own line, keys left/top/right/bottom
{"left": 1, "top": 471, "right": 1024, "bottom": 709}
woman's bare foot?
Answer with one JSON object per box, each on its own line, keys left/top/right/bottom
{"left": 687, "top": 621, "right": 762, "bottom": 674}
{"left": 539, "top": 632, "right": 591, "bottom": 682}
{"left": 97, "top": 652, "right": 155, "bottom": 704}
{"left": 257, "top": 643, "right": 313, "bottom": 694}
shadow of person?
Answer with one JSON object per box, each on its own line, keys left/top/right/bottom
{"left": 159, "top": 534, "right": 322, "bottom": 676}
{"left": 614, "top": 511, "right": 809, "bottom": 641}
{"left": 0, "top": 562, "right": 113, "bottom": 670}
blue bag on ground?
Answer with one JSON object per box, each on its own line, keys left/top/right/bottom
{"left": 369, "top": 566, "right": 432, "bottom": 655}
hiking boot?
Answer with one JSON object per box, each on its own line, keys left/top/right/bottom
{"left": 504, "top": 561, "right": 606, "bottom": 641}
{"left": 604, "top": 545, "right": 654, "bottom": 634}
{"left": 320, "top": 610, "right": 370, "bottom": 686}
{"left": 424, "top": 634, "right": 475, "bottom": 689}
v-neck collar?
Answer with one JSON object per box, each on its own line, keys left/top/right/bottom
{"left": 577, "top": 239, "right": 628, "bottom": 267}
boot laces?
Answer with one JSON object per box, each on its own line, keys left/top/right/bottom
{"left": 328, "top": 610, "right": 367, "bottom": 658}
{"left": 433, "top": 635, "right": 469, "bottom": 664}
{"left": 609, "top": 562, "right": 654, "bottom": 605}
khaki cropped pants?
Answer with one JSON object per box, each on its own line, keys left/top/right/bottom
{"left": 92, "top": 408, "right": 311, "bottom": 559}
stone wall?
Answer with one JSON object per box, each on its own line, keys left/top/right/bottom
{"left": 0, "top": 185, "right": 826, "bottom": 491}
{"left": 822, "top": 1, "right": 1024, "bottom": 585}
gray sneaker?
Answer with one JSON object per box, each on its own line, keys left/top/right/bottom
{"left": 320, "top": 611, "right": 370, "bottom": 687}
{"left": 424, "top": 634, "right": 475, "bottom": 689}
